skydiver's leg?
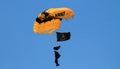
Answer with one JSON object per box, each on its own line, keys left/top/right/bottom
{"left": 55, "top": 58, "right": 59, "bottom": 66}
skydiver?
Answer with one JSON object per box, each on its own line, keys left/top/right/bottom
{"left": 53, "top": 46, "right": 61, "bottom": 66}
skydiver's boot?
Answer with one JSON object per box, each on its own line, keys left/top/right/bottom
{"left": 56, "top": 64, "right": 60, "bottom": 66}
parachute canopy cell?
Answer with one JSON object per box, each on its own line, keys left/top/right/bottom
{"left": 33, "top": 7, "right": 74, "bottom": 34}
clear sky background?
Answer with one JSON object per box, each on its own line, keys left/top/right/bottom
{"left": 0, "top": 0, "right": 120, "bottom": 69}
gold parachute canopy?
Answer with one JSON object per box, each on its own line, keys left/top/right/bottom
{"left": 33, "top": 7, "right": 74, "bottom": 34}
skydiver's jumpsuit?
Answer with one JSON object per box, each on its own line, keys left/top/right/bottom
{"left": 54, "top": 50, "right": 61, "bottom": 66}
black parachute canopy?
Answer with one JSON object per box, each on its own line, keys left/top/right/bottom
{"left": 56, "top": 32, "right": 71, "bottom": 41}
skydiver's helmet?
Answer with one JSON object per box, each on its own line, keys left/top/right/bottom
{"left": 53, "top": 46, "right": 61, "bottom": 50}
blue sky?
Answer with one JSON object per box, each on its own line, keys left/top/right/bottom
{"left": 0, "top": 0, "right": 120, "bottom": 69}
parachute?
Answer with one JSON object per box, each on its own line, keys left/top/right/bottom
{"left": 33, "top": 7, "right": 74, "bottom": 66}
{"left": 33, "top": 7, "right": 74, "bottom": 34}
